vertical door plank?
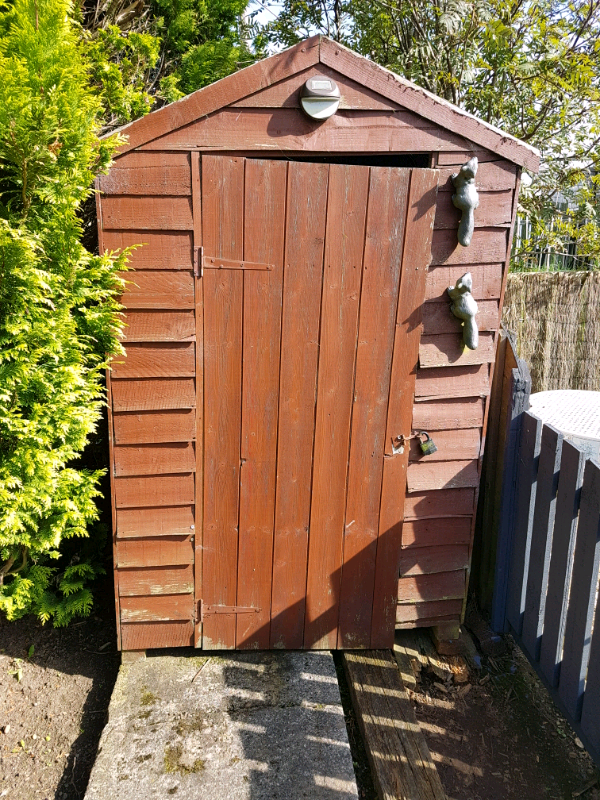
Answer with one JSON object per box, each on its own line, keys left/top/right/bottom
{"left": 539, "top": 441, "right": 586, "bottom": 686}
{"left": 371, "top": 169, "right": 438, "bottom": 648}
{"left": 337, "top": 168, "right": 410, "bottom": 649}
{"left": 236, "top": 159, "right": 287, "bottom": 649}
{"left": 558, "top": 460, "right": 600, "bottom": 721}
{"left": 270, "top": 162, "right": 329, "bottom": 649}
{"left": 522, "top": 425, "right": 563, "bottom": 661}
{"left": 581, "top": 597, "right": 600, "bottom": 756}
{"left": 304, "top": 164, "right": 370, "bottom": 649}
{"left": 201, "top": 156, "right": 244, "bottom": 649}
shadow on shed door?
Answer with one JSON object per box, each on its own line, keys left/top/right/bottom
{"left": 194, "top": 155, "right": 438, "bottom": 650}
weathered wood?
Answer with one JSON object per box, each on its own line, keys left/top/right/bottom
{"left": 236, "top": 158, "right": 287, "bottom": 649}
{"left": 396, "top": 599, "right": 463, "bottom": 624}
{"left": 436, "top": 150, "right": 497, "bottom": 165}
{"left": 271, "top": 161, "right": 328, "bottom": 649}
{"left": 581, "top": 601, "right": 600, "bottom": 758}
{"left": 115, "top": 535, "right": 195, "bottom": 567}
{"left": 372, "top": 169, "right": 438, "bottom": 648}
{"left": 521, "top": 425, "right": 563, "bottom": 661}
{"left": 113, "top": 409, "right": 195, "bottom": 444}
{"left": 111, "top": 342, "right": 195, "bottom": 379}
{"left": 422, "top": 300, "right": 499, "bottom": 335}
{"left": 121, "top": 310, "right": 195, "bottom": 342}
{"left": 409, "top": 428, "right": 480, "bottom": 462}
{"left": 399, "top": 544, "right": 469, "bottom": 576}
{"left": 120, "top": 621, "right": 194, "bottom": 650}
{"left": 412, "top": 397, "right": 484, "bottom": 430}
{"left": 102, "top": 196, "right": 193, "bottom": 230}
{"left": 430, "top": 228, "right": 507, "bottom": 266}
{"left": 304, "top": 164, "right": 369, "bottom": 650}
{"left": 415, "top": 364, "right": 490, "bottom": 400}
{"left": 558, "top": 459, "right": 600, "bottom": 721}
{"left": 506, "top": 412, "right": 542, "bottom": 635}
{"left": 437, "top": 160, "right": 518, "bottom": 192}
{"left": 403, "top": 488, "right": 475, "bottom": 520}
{"left": 102, "top": 231, "right": 193, "bottom": 270}
{"left": 201, "top": 155, "right": 244, "bottom": 650}
{"left": 419, "top": 332, "right": 496, "bottom": 368}
{"left": 342, "top": 650, "right": 447, "bottom": 800}
{"left": 403, "top": 517, "right": 472, "bottom": 548}
{"left": 111, "top": 379, "right": 196, "bottom": 411}
{"left": 434, "top": 190, "right": 512, "bottom": 230}
{"left": 338, "top": 167, "right": 410, "bottom": 649}
{"left": 539, "top": 441, "right": 586, "bottom": 687}
{"left": 397, "top": 570, "right": 466, "bottom": 602}
{"left": 114, "top": 442, "right": 196, "bottom": 477}
{"left": 116, "top": 506, "right": 195, "bottom": 538}
{"left": 115, "top": 473, "right": 195, "bottom": 508}
{"left": 407, "top": 459, "right": 479, "bottom": 492}
{"left": 98, "top": 152, "right": 191, "bottom": 195}
{"left": 119, "top": 270, "right": 194, "bottom": 309}
{"left": 118, "top": 565, "right": 194, "bottom": 596}
{"left": 120, "top": 594, "right": 194, "bottom": 622}
{"left": 425, "top": 264, "right": 503, "bottom": 302}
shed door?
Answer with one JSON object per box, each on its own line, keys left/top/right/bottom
{"left": 195, "top": 156, "right": 438, "bottom": 650}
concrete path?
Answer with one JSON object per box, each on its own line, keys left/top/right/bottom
{"left": 84, "top": 651, "right": 359, "bottom": 800}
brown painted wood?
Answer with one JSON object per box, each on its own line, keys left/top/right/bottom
{"left": 232, "top": 64, "right": 401, "bottom": 111}
{"left": 437, "top": 150, "right": 497, "bottom": 165}
{"left": 105, "top": 361, "right": 122, "bottom": 649}
{"left": 120, "top": 621, "right": 194, "bottom": 650}
{"left": 139, "top": 108, "right": 469, "bottom": 153}
{"left": 342, "top": 650, "right": 447, "bottom": 800}
{"left": 201, "top": 155, "right": 244, "bottom": 650}
{"left": 371, "top": 169, "right": 438, "bottom": 648}
{"left": 425, "top": 264, "right": 503, "bottom": 302}
{"left": 409, "top": 428, "right": 480, "bottom": 462}
{"left": 403, "top": 488, "right": 475, "bottom": 520}
{"left": 119, "top": 270, "right": 194, "bottom": 309}
{"left": 415, "top": 364, "right": 490, "bottom": 400}
{"left": 399, "top": 544, "right": 469, "bottom": 576}
{"left": 98, "top": 152, "right": 191, "bottom": 195}
{"left": 102, "top": 196, "right": 193, "bottom": 230}
{"left": 121, "top": 311, "right": 195, "bottom": 342}
{"left": 422, "top": 300, "right": 499, "bottom": 335}
{"left": 115, "top": 473, "right": 195, "bottom": 508}
{"left": 111, "top": 342, "right": 195, "bottom": 379}
{"left": 115, "top": 535, "right": 195, "bottom": 567}
{"left": 407, "top": 459, "right": 480, "bottom": 492}
{"left": 434, "top": 190, "right": 512, "bottom": 229}
{"left": 203, "top": 255, "right": 272, "bottom": 271}
{"left": 113, "top": 409, "right": 196, "bottom": 445}
{"left": 102, "top": 231, "right": 193, "bottom": 270}
{"left": 236, "top": 159, "right": 287, "bottom": 649}
{"left": 111, "top": 379, "right": 196, "bottom": 411}
{"left": 338, "top": 167, "right": 410, "bottom": 649}
{"left": 304, "top": 164, "right": 369, "bottom": 650}
{"left": 437, "top": 160, "right": 518, "bottom": 192}
{"left": 118, "top": 565, "right": 194, "bottom": 596}
{"left": 397, "top": 570, "right": 466, "bottom": 602}
{"left": 396, "top": 599, "right": 463, "bottom": 623}
{"left": 120, "top": 594, "right": 194, "bottom": 622}
{"left": 430, "top": 228, "right": 508, "bottom": 266}
{"left": 412, "top": 397, "right": 485, "bottom": 430}
{"left": 402, "top": 517, "right": 473, "bottom": 548}
{"left": 114, "top": 442, "right": 196, "bottom": 477}
{"left": 270, "top": 161, "right": 328, "bottom": 649}
{"left": 419, "top": 332, "right": 496, "bottom": 368}
{"left": 116, "top": 505, "right": 195, "bottom": 538}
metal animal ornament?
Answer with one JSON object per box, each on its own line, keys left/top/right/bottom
{"left": 448, "top": 272, "right": 479, "bottom": 350}
{"left": 451, "top": 157, "right": 479, "bottom": 247}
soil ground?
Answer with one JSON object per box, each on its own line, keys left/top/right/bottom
{"left": 0, "top": 574, "right": 598, "bottom": 800}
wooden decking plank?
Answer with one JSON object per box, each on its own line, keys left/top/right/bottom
{"left": 342, "top": 650, "right": 446, "bottom": 800}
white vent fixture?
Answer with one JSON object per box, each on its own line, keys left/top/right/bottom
{"left": 301, "top": 76, "right": 341, "bottom": 120}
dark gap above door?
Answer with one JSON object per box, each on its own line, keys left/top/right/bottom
{"left": 250, "top": 153, "right": 431, "bottom": 168}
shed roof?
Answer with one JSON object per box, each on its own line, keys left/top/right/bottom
{"left": 111, "top": 35, "right": 540, "bottom": 172}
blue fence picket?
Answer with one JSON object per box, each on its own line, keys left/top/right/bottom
{"left": 558, "top": 460, "right": 600, "bottom": 721}
{"left": 521, "top": 425, "right": 563, "bottom": 661}
{"left": 506, "top": 412, "right": 542, "bottom": 636}
{"left": 538, "top": 440, "right": 585, "bottom": 687}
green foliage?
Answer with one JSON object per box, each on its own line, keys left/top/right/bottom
{"left": 0, "top": 0, "right": 126, "bottom": 625}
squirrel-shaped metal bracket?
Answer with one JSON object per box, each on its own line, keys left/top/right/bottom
{"left": 451, "top": 156, "right": 479, "bottom": 247}
{"left": 448, "top": 272, "right": 479, "bottom": 350}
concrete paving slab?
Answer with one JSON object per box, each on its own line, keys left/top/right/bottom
{"left": 84, "top": 651, "right": 359, "bottom": 800}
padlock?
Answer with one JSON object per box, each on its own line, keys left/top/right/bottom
{"left": 418, "top": 431, "right": 438, "bottom": 456}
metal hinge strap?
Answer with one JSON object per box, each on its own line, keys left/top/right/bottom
{"left": 193, "top": 245, "right": 203, "bottom": 278}
{"left": 198, "top": 600, "right": 261, "bottom": 623}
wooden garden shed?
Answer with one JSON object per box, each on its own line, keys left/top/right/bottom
{"left": 96, "top": 35, "right": 539, "bottom": 654}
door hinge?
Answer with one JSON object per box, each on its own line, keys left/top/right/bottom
{"left": 198, "top": 600, "right": 261, "bottom": 623}
{"left": 193, "top": 245, "right": 203, "bottom": 278}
